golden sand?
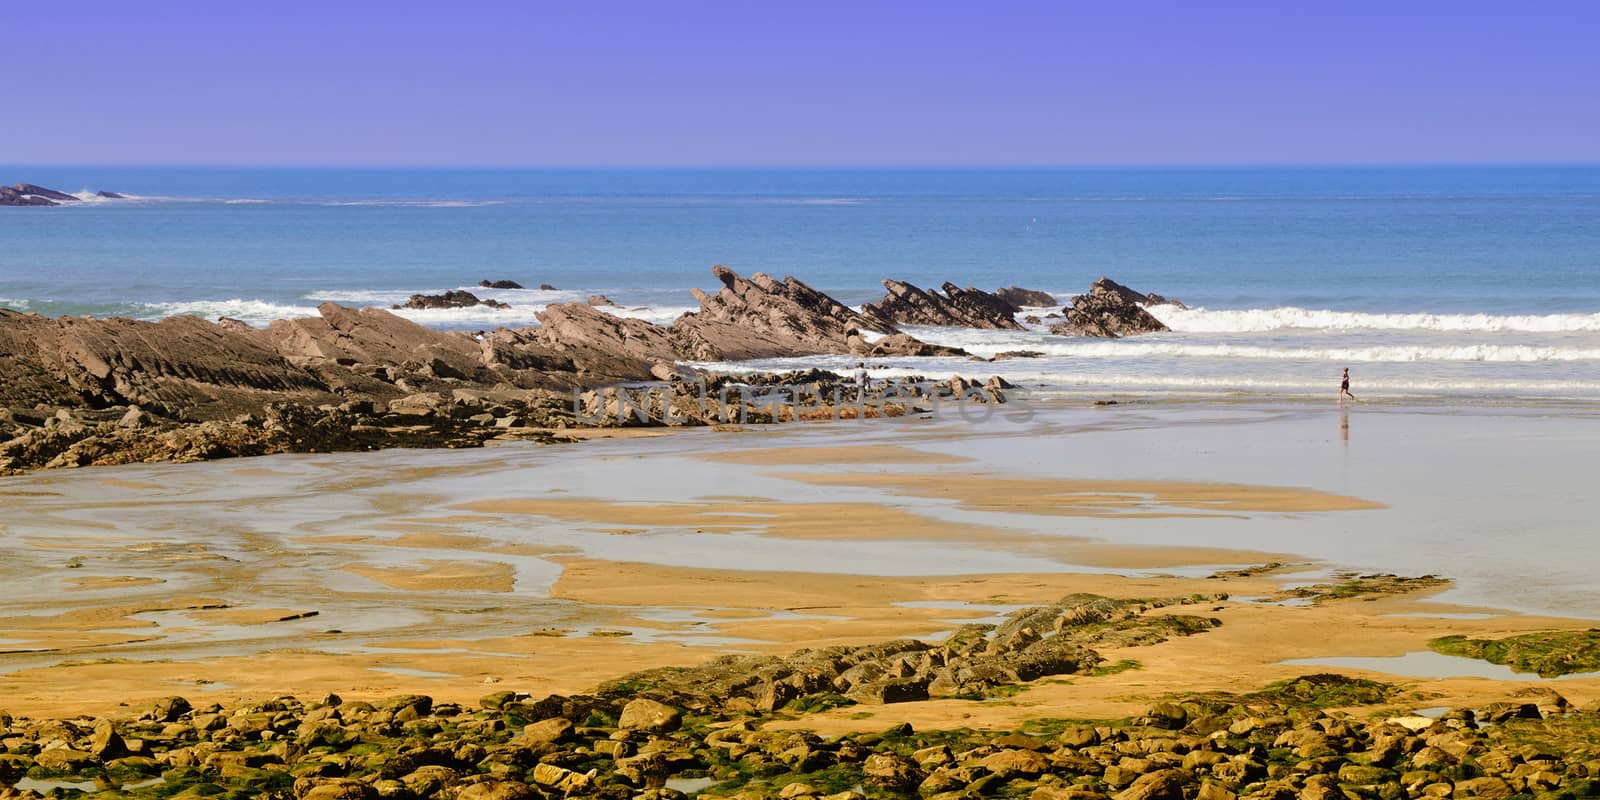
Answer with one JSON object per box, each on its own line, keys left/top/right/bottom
{"left": 457, "top": 497, "right": 1294, "bottom": 568}
{"left": 778, "top": 472, "right": 1387, "bottom": 516}
{"left": 2, "top": 441, "right": 1593, "bottom": 728}
{"left": 701, "top": 444, "right": 972, "bottom": 466}
{"left": 343, "top": 560, "right": 518, "bottom": 593}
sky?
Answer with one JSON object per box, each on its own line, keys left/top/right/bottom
{"left": 5, "top": 1, "right": 1598, "bottom": 166}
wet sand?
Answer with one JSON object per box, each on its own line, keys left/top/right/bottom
{"left": 4, "top": 404, "right": 1600, "bottom": 724}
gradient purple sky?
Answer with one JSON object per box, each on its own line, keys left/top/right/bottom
{"left": 6, "top": 1, "right": 1598, "bottom": 166}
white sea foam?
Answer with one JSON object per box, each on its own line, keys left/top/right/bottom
{"left": 1150, "top": 305, "right": 1600, "bottom": 334}
{"left": 591, "top": 304, "right": 699, "bottom": 325}
{"left": 305, "top": 288, "right": 452, "bottom": 305}
{"left": 0, "top": 297, "right": 31, "bottom": 310}
{"left": 68, "top": 190, "right": 140, "bottom": 203}
{"left": 310, "top": 285, "right": 584, "bottom": 300}
{"left": 942, "top": 337, "right": 1600, "bottom": 363}
{"left": 317, "top": 199, "right": 505, "bottom": 208}
{"left": 141, "top": 299, "right": 322, "bottom": 324}
{"left": 386, "top": 304, "right": 543, "bottom": 327}
{"left": 685, "top": 356, "right": 1600, "bottom": 399}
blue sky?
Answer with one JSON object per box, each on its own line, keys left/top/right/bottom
{"left": 5, "top": 1, "right": 1597, "bottom": 166}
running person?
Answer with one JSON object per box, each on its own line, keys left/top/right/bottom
{"left": 1339, "top": 368, "right": 1356, "bottom": 404}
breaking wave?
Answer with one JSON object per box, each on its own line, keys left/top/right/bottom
{"left": 140, "top": 299, "right": 322, "bottom": 325}
{"left": 929, "top": 336, "right": 1600, "bottom": 363}
{"left": 1150, "top": 305, "right": 1600, "bottom": 334}
{"left": 592, "top": 304, "right": 699, "bottom": 325}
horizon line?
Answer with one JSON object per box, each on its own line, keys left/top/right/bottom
{"left": 6, "top": 160, "right": 1600, "bottom": 171}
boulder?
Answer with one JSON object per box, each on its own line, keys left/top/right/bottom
{"left": 978, "top": 748, "right": 1052, "bottom": 777}
{"left": 34, "top": 747, "right": 97, "bottom": 771}
{"left": 586, "top": 294, "right": 618, "bottom": 307}
{"left": 1114, "top": 769, "right": 1193, "bottom": 800}
{"left": 861, "top": 279, "right": 1024, "bottom": 329}
{"left": 1049, "top": 278, "right": 1173, "bottom": 338}
{"left": 617, "top": 698, "right": 682, "bottom": 733}
{"left": 89, "top": 719, "right": 126, "bottom": 759}
{"left": 518, "top": 717, "right": 573, "bottom": 744}
{"left": 151, "top": 695, "right": 193, "bottom": 722}
{"left": 863, "top": 753, "right": 925, "bottom": 789}
{"left": 298, "top": 779, "right": 381, "bottom": 800}
{"left": 478, "top": 280, "right": 525, "bottom": 289}
{"left": 995, "top": 286, "right": 1058, "bottom": 309}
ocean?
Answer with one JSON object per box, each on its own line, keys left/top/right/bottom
{"left": 4, "top": 165, "right": 1599, "bottom": 404}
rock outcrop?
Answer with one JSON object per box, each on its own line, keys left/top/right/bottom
{"left": 994, "top": 286, "right": 1058, "bottom": 309}
{"left": 671, "top": 266, "right": 900, "bottom": 360}
{"left": 862, "top": 280, "right": 1023, "bottom": 330}
{"left": 2, "top": 183, "right": 92, "bottom": 206}
{"left": 0, "top": 266, "right": 1007, "bottom": 474}
{"left": 0, "top": 310, "right": 336, "bottom": 421}
{"left": 529, "top": 303, "right": 680, "bottom": 379}
{"left": 599, "top": 593, "right": 1220, "bottom": 714}
{"left": 1049, "top": 277, "right": 1175, "bottom": 338}
{"left": 478, "top": 279, "right": 524, "bottom": 290}
{"left": 394, "top": 290, "right": 509, "bottom": 310}
{"left": 851, "top": 332, "right": 969, "bottom": 358}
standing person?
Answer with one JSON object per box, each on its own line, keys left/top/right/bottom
{"left": 854, "top": 362, "right": 870, "bottom": 399}
{"left": 1339, "top": 368, "right": 1356, "bottom": 404}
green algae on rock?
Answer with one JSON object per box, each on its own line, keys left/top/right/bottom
{"left": 1430, "top": 630, "right": 1600, "bottom": 678}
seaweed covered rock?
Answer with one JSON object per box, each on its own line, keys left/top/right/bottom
{"left": 1429, "top": 630, "right": 1600, "bottom": 677}
{"left": 596, "top": 594, "right": 1220, "bottom": 712}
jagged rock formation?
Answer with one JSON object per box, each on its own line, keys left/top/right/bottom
{"left": 0, "top": 266, "right": 1006, "bottom": 474}
{"left": 994, "top": 286, "right": 1057, "bottom": 309}
{"left": 671, "top": 266, "right": 900, "bottom": 360}
{"left": 1084, "top": 276, "right": 1184, "bottom": 309}
{"left": 586, "top": 294, "right": 617, "bottom": 307}
{"left": 0, "top": 311, "right": 336, "bottom": 421}
{"left": 862, "top": 280, "right": 1023, "bottom": 330}
{"left": 527, "top": 303, "right": 679, "bottom": 379}
{"left": 1049, "top": 277, "right": 1176, "bottom": 338}
{"left": 395, "top": 290, "right": 508, "bottom": 310}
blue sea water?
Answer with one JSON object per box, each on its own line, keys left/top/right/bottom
{"left": 3, "top": 166, "right": 1600, "bottom": 402}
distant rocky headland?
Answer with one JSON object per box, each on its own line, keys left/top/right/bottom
{"left": 0, "top": 267, "right": 1177, "bottom": 474}
{"left": 0, "top": 183, "right": 124, "bottom": 206}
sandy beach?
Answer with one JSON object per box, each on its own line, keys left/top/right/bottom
{"left": 5, "top": 401, "right": 1600, "bottom": 725}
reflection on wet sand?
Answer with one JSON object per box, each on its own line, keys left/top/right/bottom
{"left": 4, "top": 403, "right": 1600, "bottom": 720}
